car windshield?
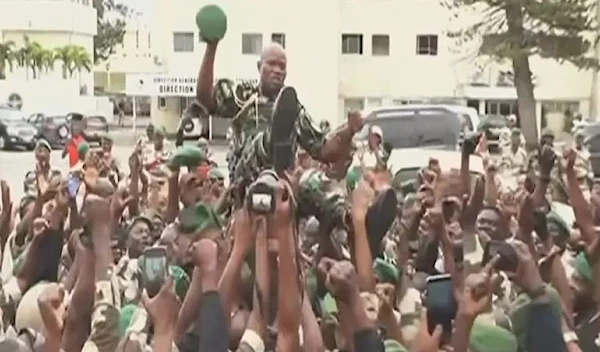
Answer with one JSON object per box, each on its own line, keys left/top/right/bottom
{"left": 356, "top": 109, "right": 460, "bottom": 149}
{"left": 86, "top": 116, "right": 105, "bottom": 128}
{"left": 48, "top": 116, "right": 67, "bottom": 124}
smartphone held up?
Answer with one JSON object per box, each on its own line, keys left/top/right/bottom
{"left": 141, "top": 246, "right": 168, "bottom": 298}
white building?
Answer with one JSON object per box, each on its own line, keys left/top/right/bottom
{"left": 0, "top": 0, "right": 99, "bottom": 113}
{"left": 141, "top": 0, "right": 592, "bottom": 133}
{"left": 94, "top": 22, "right": 162, "bottom": 93}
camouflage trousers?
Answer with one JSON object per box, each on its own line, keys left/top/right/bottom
{"left": 230, "top": 131, "right": 272, "bottom": 185}
{"left": 297, "top": 168, "right": 348, "bottom": 232}
{"left": 230, "top": 132, "right": 347, "bottom": 231}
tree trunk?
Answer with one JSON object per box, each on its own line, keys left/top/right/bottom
{"left": 62, "top": 66, "right": 67, "bottom": 79}
{"left": 32, "top": 67, "right": 37, "bottom": 79}
{"left": 505, "top": 4, "right": 538, "bottom": 150}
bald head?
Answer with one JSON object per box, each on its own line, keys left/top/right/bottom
{"left": 260, "top": 43, "right": 286, "bottom": 63}
{"left": 258, "top": 43, "right": 287, "bottom": 96}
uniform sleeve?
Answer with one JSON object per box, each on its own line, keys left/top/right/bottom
{"left": 295, "top": 105, "right": 326, "bottom": 160}
{"left": 210, "top": 78, "right": 261, "bottom": 119}
{"left": 82, "top": 280, "right": 120, "bottom": 352}
{"left": 0, "top": 276, "right": 23, "bottom": 327}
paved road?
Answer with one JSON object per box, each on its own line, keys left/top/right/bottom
{"left": 0, "top": 141, "right": 230, "bottom": 202}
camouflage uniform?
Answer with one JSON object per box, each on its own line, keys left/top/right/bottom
{"left": 82, "top": 279, "right": 121, "bottom": 352}
{"left": 571, "top": 147, "right": 592, "bottom": 200}
{"left": 206, "top": 79, "right": 325, "bottom": 183}
{"left": 22, "top": 168, "right": 62, "bottom": 197}
{"left": 296, "top": 168, "right": 348, "bottom": 237}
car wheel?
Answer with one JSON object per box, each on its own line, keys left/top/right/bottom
{"left": 58, "top": 125, "right": 69, "bottom": 139}
{"left": 182, "top": 117, "right": 194, "bottom": 133}
{"left": 0, "top": 135, "right": 7, "bottom": 150}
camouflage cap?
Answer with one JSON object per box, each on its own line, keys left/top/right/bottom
{"left": 128, "top": 214, "right": 154, "bottom": 232}
{"left": 541, "top": 128, "right": 555, "bottom": 138}
{"left": 34, "top": 139, "right": 51, "bottom": 152}
{"left": 177, "top": 202, "right": 223, "bottom": 235}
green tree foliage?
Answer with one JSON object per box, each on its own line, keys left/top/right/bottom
{"left": 93, "top": 0, "right": 129, "bottom": 64}
{"left": 443, "top": 0, "right": 599, "bottom": 146}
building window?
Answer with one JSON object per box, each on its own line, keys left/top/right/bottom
{"left": 158, "top": 97, "right": 167, "bottom": 110}
{"left": 542, "top": 101, "right": 580, "bottom": 115}
{"left": 372, "top": 35, "right": 389, "bottom": 56}
{"left": 148, "top": 33, "right": 151, "bottom": 49}
{"left": 135, "top": 30, "right": 139, "bottom": 49}
{"left": 344, "top": 98, "right": 364, "bottom": 116}
{"left": 173, "top": 32, "right": 194, "bottom": 52}
{"left": 271, "top": 33, "right": 286, "bottom": 48}
{"left": 341, "top": 34, "right": 363, "bottom": 55}
{"left": 416, "top": 35, "right": 438, "bottom": 56}
{"left": 366, "top": 97, "right": 383, "bottom": 109}
{"left": 242, "top": 33, "right": 263, "bottom": 54}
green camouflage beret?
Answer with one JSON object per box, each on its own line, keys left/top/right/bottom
{"left": 384, "top": 339, "right": 409, "bottom": 352}
{"left": 169, "top": 265, "right": 190, "bottom": 300}
{"left": 169, "top": 145, "right": 207, "bottom": 168}
{"left": 469, "top": 319, "right": 518, "bottom": 352}
{"left": 373, "top": 257, "right": 399, "bottom": 283}
{"left": 178, "top": 202, "right": 222, "bottom": 235}
{"left": 208, "top": 167, "right": 225, "bottom": 180}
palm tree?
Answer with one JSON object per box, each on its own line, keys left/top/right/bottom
{"left": 40, "top": 50, "right": 56, "bottom": 75}
{"left": 54, "top": 45, "right": 76, "bottom": 79}
{"left": 14, "top": 36, "right": 39, "bottom": 80}
{"left": 70, "top": 46, "right": 92, "bottom": 79}
{"left": 0, "top": 41, "right": 16, "bottom": 80}
{"left": 29, "top": 42, "right": 47, "bottom": 79}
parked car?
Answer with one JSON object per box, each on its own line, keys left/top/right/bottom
{"left": 27, "top": 113, "right": 70, "bottom": 149}
{"left": 355, "top": 105, "right": 462, "bottom": 151}
{"left": 0, "top": 107, "right": 38, "bottom": 150}
{"left": 66, "top": 113, "right": 109, "bottom": 146}
{"left": 388, "top": 148, "right": 484, "bottom": 194}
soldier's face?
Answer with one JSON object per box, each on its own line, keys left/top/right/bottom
{"left": 35, "top": 147, "right": 50, "bottom": 165}
{"left": 259, "top": 51, "right": 286, "bottom": 94}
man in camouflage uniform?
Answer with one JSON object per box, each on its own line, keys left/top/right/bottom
{"left": 23, "top": 139, "right": 62, "bottom": 197}
{"left": 194, "top": 42, "right": 373, "bottom": 230}
{"left": 569, "top": 130, "right": 593, "bottom": 200}
{"left": 500, "top": 128, "right": 528, "bottom": 187}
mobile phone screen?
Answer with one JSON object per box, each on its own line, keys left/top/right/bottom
{"left": 425, "top": 275, "right": 457, "bottom": 338}
{"left": 144, "top": 255, "right": 167, "bottom": 283}
{"left": 67, "top": 174, "right": 80, "bottom": 198}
